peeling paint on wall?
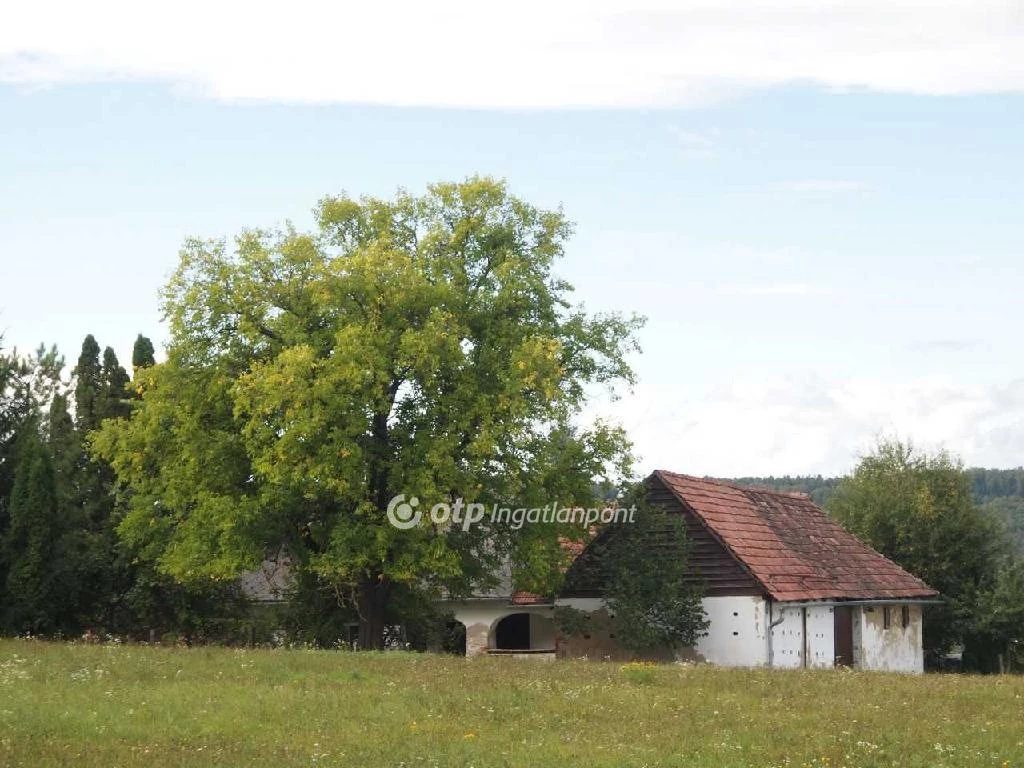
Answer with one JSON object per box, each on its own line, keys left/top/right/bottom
{"left": 451, "top": 596, "right": 926, "bottom": 672}
{"left": 858, "top": 605, "right": 924, "bottom": 673}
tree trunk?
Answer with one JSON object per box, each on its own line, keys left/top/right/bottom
{"left": 356, "top": 577, "right": 391, "bottom": 650}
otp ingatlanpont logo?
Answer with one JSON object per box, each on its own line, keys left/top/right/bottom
{"left": 386, "top": 494, "right": 421, "bottom": 529}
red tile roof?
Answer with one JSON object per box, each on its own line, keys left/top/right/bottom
{"left": 510, "top": 591, "right": 549, "bottom": 605}
{"left": 653, "top": 470, "right": 939, "bottom": 602}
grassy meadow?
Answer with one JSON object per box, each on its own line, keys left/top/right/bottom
{"left": 0, "top": 639, "right": 1021, "bottom": 767}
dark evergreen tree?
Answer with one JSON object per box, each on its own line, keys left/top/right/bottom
{"left": 45, "top": 393, "right": 80, "bottom": 519}
{"left": 73, "top": 335, "right": 102, "bottom": 434}
{"left": 131, "top": 334, "right": 156, "bottom": 371}
{"left": 2, "top": 427, "right": 63, "bottom": 634}
{"left": 0, "top": 340, "right": 29, "bottom": 536}
{"left": 101, "top": 347, "right": 130, "bottom": 421}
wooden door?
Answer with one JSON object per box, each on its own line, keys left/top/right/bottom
{"left": 834, "top": 605, "right": 854, "bottom": 667}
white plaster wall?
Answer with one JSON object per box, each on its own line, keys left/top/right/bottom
{"left": 554, "top": 597, "right": 606, "bottom": 612}
{"left": 770, "top": 605, "right": 805, "bottom": 669}
{"left": 805, "top": 604, "right": 836, "bottom": 669}
{"left": 529, "top": 614, "right": 556, "bottom": 650}
{"left": 449, "top": 600, "right": 557, "bottom": 656}
{"left": 556, "top": 595, "right": 769, "bottom": 667}
{"left": 856, "top": 605, "right": 924, "bottom": 673}
{"left": 449, "top": 601, "right": 509, "bottom": 629}
{"left": 695, "top": 596, "right": 769, "bottom": 667}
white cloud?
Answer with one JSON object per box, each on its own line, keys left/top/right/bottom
{"left": 666, "top": 126, "right": 717, "bottom": 156}
{"left": 595, "top": 374, "right": 1024, "bottom": 477}
{"left": 905, "top": 338, "right": 980, "bottom": 353}
{"left": 2, "top": 1, "right": 1022, "bottom": 108}
{"left": 716, "top": 282, "right": 828, "bottom": 296}
{"left": 765, "top": 180, "right": 872, "bottom": 193}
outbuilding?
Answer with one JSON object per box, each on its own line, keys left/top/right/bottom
{"left": 451, "top": 470, "right": 939, "bottom": 672}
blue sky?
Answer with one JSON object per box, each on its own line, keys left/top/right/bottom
{"left": 2, "top": 2, "right": 1023, "bottom": 476}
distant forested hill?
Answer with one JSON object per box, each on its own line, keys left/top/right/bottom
{"left": 728, "top": 468, "right": 1024, "bottom": 553}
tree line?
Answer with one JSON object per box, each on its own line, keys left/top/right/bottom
{"left": 0, "top": 334, "right": 239, "bottom": 640}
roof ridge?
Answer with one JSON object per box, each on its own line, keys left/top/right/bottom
{"left": 653, "top": 469, "right": 812, "bottom": 500}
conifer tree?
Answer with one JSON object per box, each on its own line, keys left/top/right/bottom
{"left": 101, "top": 347, "right": 131, "bottom": 421}
{"left": 2, "top": 427, "right": 63, "bottom": 634}
{"left": 131, "top": 334, "right": 156, "bottom": 371}
{"left": 73, "top": 335, "right": 102, "bottom": 434}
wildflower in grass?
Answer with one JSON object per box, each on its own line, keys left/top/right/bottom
{"left": 620, "top": 661, "right": 657, "bottom": 684}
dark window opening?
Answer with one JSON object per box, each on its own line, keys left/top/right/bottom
{"left": 883, "top": 606, "right": 892, "bottom": 629}
{"left": 901, "top": 605, "right": 910, "bottom": 628}
{"left": 494, "top": 613, "right": 531, "bottom": 650}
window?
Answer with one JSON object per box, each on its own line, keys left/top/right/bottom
{"left": 901, "top": 605, "right": 911, "bottom": 628}
{"left": 883, "top": 606, "right": 892, "bottom": 629}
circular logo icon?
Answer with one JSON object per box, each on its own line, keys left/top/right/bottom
{"left": 387, "top": 494, "right": 421, "bottom": 529}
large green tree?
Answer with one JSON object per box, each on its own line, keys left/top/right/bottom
{"left": 94, "top": 178, "right": 643, "bottom": 647}
{"left": 827, "top": 439, "right": 1009, "bottom": 665}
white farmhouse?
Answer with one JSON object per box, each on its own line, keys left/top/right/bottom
{"left": 450, "top": 471, "right": 939, "bottom": 672}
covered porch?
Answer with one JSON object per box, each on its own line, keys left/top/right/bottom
{"left": 449, "top": 599, "right": 557, "bottom": 657}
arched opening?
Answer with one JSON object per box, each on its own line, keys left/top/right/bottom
{"left": 494, "top": 613, "right": 532, "bottom": 650}
{"left": 491, "top": 612, "right": 556, "bottom": 652}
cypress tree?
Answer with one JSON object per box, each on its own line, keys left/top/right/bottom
{"left": 73, "top": 335, "right": 102, "bottom": 434}
{"left": 45, "top": 393, "right": 81, "bottom": 519}
{"left": 131, "top": 334, "right": 156, "bottom": 370}
{"left": 2, "top": 427, "right": 63, "bottom": 634}
{"left": 101, "top": 347, "right": 130, "bottom": 421}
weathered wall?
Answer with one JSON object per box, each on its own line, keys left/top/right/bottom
{"left": 448, "top": 601, "right": 558, "bottom": 656}
{"left": 856, "top": 604, "right": 924, "bottom": 673}
{"left": 769, "top": 603, "right": 837, "bottom": 668}
{"left": 695, "top": 596, "right": 769, "bottom": 667}
{"left": 451, "top": 597, "right": 924, "bottom": 671}
{"left": 554, "top": 596, "right": 768, "bottom": 666}
{"left": 529, "top": 613, "right": 556, "bottom": 650}
{"left": 770, "top": 604, "right": 805, "bottom": 669}
{"left": 805, "top": 604, "right": 836, "bottom": 669}
{"left": 553, "top": 606, "right": 683, "bottom": 661}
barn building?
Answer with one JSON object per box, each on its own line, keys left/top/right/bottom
{"left": 449, "top": 470, "right": 939, "bottom": 672}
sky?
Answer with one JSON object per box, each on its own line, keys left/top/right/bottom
{"left": 2, "top": 1, "right": 1023, "bottom": 477}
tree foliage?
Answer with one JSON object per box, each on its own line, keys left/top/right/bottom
{"left": 601, "top": 497, "right": 708, "bottom": 652}
{"left": 827, "top": 439, "right": 1021, "bottom": 669}
{"left": 73, "top": 335, "right": 103, "bottom": 434}
{"left": 93, "top": 178, "right": 644, "bottom": 647}
{"left": 2, "top": 427, "right": 63, "bottom": 633}
{"left": 0, "top": 332, "right": 232, "bottom": 639}
{"left": 556, "top": 487, "right": 708, "bottom": 654}
{"left": 131, "top": 334, "right": 156, "bottom": 371}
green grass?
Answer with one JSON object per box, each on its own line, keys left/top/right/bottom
{"left": 1, "top": 639, "right": 1022, "bottom": 767}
